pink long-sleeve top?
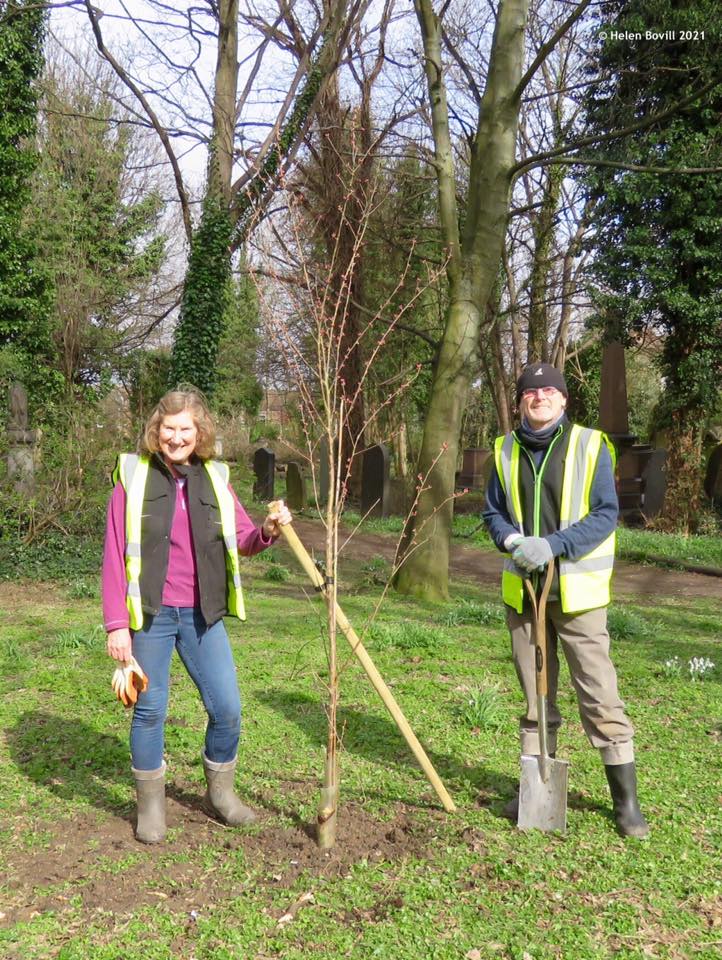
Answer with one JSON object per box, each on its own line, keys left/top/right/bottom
{"left": 102, "top": 476, "right": 273, "bottom": 631}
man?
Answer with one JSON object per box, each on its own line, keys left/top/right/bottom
{"left": 483, "top": 362, "right": 649, "bottom": 838}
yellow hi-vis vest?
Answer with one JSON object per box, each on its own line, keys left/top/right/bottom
{"left": 112, "top": 453, "right": 246, "bottom": 630}
{"left": 493, "top": 425, "right": 616, "bottom": 614}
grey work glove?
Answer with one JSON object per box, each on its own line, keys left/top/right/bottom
{"left": 512, "top": 536, "right": 553, "bottom": 572}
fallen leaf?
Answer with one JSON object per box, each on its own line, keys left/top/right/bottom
{"left": 466, "top": 951, "right": 482, "bottom": 960}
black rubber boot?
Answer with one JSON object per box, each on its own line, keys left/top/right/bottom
{"left": 500, "top": 753, "right": 556, "bottom": 821}
{"left": 132, "top": 763, "right": 167, "bottom": 844}
{"left": 604, "top": 762, "right": 649, "bottom": 838}
{"left": 202, "top": 754, "right": 257, "bottom": 825}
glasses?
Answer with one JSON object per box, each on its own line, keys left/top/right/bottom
{"left": 521, "top": 386, "right": 560, "bottom": 399}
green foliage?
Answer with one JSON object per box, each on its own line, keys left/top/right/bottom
{"left": 263, "top": 563, "right": 291, "bottom": 583}
{"left": 358, "top": 554, "right": 390, "bottom": 587}
{"left": 582, "top": 0, "right": 722, "bottom": 525}
{"left": 52, "top": 625, "right": 101, "bottom": 654}
{"left": 0, "top": 0, "right": 52, "bottom": 399}
{"left": 606, "top": 606, "right": 652, "bottom": 642}
{"left": 616, "top": 526, "right": 722, "bottom": 569}
{"left": 459, "top": 683, "right": 505, "bottom": 731}
{"left": 32, "top": 61, "right": 167, "bottom": 393}
{"left": 0, "top": 394, "right": 126, "bottom": 559}
{"left": 0, "top": 530, "right": 103, "bottom": 582}
{"left": 250, "top": 421, "right": 279, "bottom": 443}
{"left": 439, "top": 599, "right": 505, "bottom": 627}
{"left": 124, "top": 347, "right": 172, "bottom": 424}
{"left": 171, "top": 198, "right": 233, "bottom": 395}
{"left": 565, "top": 339, "right": 602, "bottom": 428}
{"left": 366, "top": 620, "right": 446, "bottom": 652}
{"left": 214, "top": 265, "right": 263, "bottom": 418}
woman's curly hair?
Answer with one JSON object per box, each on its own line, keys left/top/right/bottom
{"left": 141, "top": 388, "right": 217, "bottom": 461}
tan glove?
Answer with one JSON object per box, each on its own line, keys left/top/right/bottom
{"left": 111, "top": 656, "right": 149, "bottom": 707}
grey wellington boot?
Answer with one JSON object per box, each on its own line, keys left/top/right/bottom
{"left": 604, "top": 762, "right": 650, "bottom": 838}
{"left": 202, "top": 754, "right": 257, "bottom": 825}
{"left": 132, "top": 763, "right": 167, "bottom": 843}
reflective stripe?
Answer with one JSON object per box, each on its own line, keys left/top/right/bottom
{"left": 203, "top": 460, "right": 246, "bottom": 622}
{"left": 114, "top": 453, "right": 149, "bottom": 630}
{"left": 560, "top": 555, "right": 614, "bottom": 574}
{"left": 494, "top": 425, "right": 616, "bottom": 614}
{"left": 494, "top": 434, "right": 524, "bottom": 531}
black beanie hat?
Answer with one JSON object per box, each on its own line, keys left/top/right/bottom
{"left": 516, "top": 363, "right": 568, "bottom": 403}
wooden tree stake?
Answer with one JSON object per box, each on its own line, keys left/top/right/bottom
{"left": 270, "top": 506, "right": 456, "bottom": 814}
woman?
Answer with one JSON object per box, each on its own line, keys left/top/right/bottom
{"left": 103, "top": 388, "right": 291, "bottom": 843}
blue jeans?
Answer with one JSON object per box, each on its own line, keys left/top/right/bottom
{"left": 130, "top": 606, "right": 241, "bottom": 771}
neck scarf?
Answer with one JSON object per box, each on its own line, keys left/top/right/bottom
{"left": 516, "top": 413, "right": 568, "bottom": 451}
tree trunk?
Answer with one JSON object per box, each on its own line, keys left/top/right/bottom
{"left": 658, "top": 410, "right": 703, "bottom": 535}
{"left": 527, "top": 165, "right": 562, "bottom": 364}
{"left": 208, "top": 0, "right": 239, "bottom": 205}
{"left": 395, "top": 0, "right": 529, "bottom": 600}
{"left": 394, "top": 296, "right": 479, "bottom": 601}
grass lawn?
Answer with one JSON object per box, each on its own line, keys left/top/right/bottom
{"left": 0, "top": 548, "right": 720, "bottom": 959}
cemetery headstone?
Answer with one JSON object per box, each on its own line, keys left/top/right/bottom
{"left": 361, "top": 443, "right": 390, "bottom": 518}
{"left": 457, "top": 448, "right": 492, "bottom": 490}
{"left": 640, "top": 448, "right": 668, "bottom": 518}
{"left": 6, "top": 382, "right": 38, "bottom": 495}
{"left": 252, "top": 447, "right": 275, "bottom": 501}
{"left": 599, "top": 341, "right": 632, "bottom": 439}
{"left": 285, "top": 460, "right": 307, "bottom": 512}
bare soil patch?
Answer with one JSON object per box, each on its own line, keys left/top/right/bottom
{"left": 3, "top": 780, "right": 434, "bottom": 924}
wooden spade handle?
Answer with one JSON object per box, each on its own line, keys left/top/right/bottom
{"left": 270, "top": 505, "right": 456, "bottom": 814}
{"left": 523, "top": 561, "right": 554, "bottom": 698}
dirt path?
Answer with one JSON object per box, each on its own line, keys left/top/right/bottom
{"left": 288, "top": 518, "right": 722, "bottom": 602}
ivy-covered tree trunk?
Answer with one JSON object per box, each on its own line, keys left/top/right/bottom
{"left": 170, "top": 200, "right": 233, "bottom": 395}
{"left": 169, "top": 0, "right": 352, "bottom": 396}
{"left": 0, "top": 0, "right": 51, "bottom": 394}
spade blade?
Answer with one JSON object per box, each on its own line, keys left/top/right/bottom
{"left": 517, "top": 754, "right": 569, "bottom": 833}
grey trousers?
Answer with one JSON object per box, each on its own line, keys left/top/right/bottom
{"left": 507, "top": 602, "right": 635, "bottom": 765}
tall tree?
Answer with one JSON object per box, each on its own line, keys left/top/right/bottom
{"left": 394, "top": 0, "right": 538, "bottom": 600}
{"left": 81, "top": 0, "right": 361, "bottom": 396}
{"left": 0, "top": 0, "right": 52, "bottom": 397}
{"left": 33, "top": 53, "right": 171, "bottom": 393}
{"left": 583, "top": 0, "right": 722, "bottom": 532}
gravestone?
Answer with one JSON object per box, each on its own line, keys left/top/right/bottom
{"left": 387, "top": 477, "right": 409, "bottom": 516}
{"left": 457, "top": 448, "right": 492, "bottom": 490}
{"left": 704, "top": 444, "right": 722, "bottom": 506}
{"left": 597, "top": 343, "right": 668, "bottom": 524}
{"left": 640, "top": 448, "right": 668, "bottom": 518}
{"left": 285, "top": 460, "right": 307, "bottom": 512}
{"left": 6, "top": 382, "right": 39, "bottom": 495}
{"left": 361, "top": 443, "right": 390, "bottom": 518}
{"left": 252, "top": 447, "right": 275, "bottom": 501}
{"left": 599, "top": 341, "right": 633, "bottom": 441}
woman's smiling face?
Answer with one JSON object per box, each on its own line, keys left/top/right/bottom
{"left": 158, "top": 409, "right": 198, "bottom": 467}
